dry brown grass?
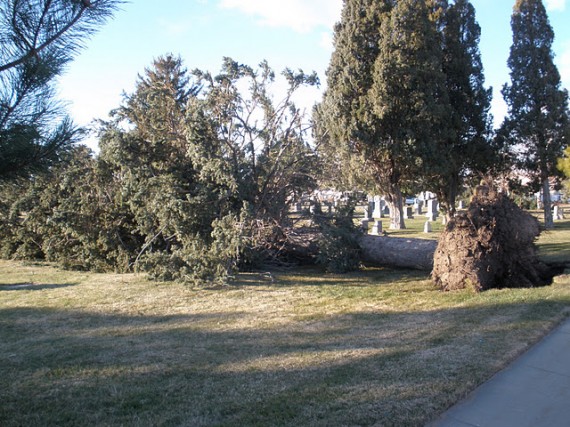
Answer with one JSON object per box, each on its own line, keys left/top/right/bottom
{"left": 1, "top": 236, "right": 570, "bottom": 426}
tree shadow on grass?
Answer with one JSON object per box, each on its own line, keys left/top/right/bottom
{"left": 232, "top": 266, "right": 431, "bottom": 289}
{"left": 1, "top": 293, "right": 568, "bottom": 427}
{"left": 550, "top": 218, "right": 570, "bottom": 230}
{"left": 539, "top": 242, "right": 570, "bottom": 266}
{"left": 0, "top": 282, "right": 79, "bottom": 291}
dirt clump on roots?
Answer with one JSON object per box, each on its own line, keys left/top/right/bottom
{"left": 433, "top": 189, "right": 552, "bottom": 291}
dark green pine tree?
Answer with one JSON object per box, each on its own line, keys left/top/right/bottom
{"left": 0, "top": 145, "right": 139, "bottom": 272}
{"left": 97, "top": 56, "right": 320, "bottom": 283}
{"left": 369, "top": 0, "right": 451, "bottom": 229}
{"left": 98, "top": 55, "right": 214, "bottom": 279}
{"left": 435, "top": 0, "right": 493, "bottom": 219}
{"left": 0, "top": 0, "right": 121, "bottom": 180}
{"left": 101, "top": 54, "right": 198, "bottom": 176}
{"left": 315, "top": 0, "right": 393, "bottom": 200}
{"left": 502, "top": 0, "right": 569, "bottom": 229}
{"left": 319, "top": 0, "right": 392, "bottom": 141}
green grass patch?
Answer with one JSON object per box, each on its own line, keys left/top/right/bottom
{"left": 537, "top": 218, "right": 570, "bottom": 265}
{"left": 1, "top": 225, "right": 570, "bottom": 426}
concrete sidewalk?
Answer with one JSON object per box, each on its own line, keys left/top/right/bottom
{"left": 428, "top": 317, "right": 570, "bottom": 427}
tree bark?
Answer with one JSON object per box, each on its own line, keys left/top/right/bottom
{"left": 446, "top": 175, "right": 458, "bottom": 221}
{"left": 542, "top": 178, "right": 554, "bottom": 229}
{"left": 358, "top": 235, "right": 437, "bottom": 270}
{"left": 437, "top": 174, "right": 458, "bottom": 224}
{"left": 385, "top": 185, "right": 405, "bottom": 229}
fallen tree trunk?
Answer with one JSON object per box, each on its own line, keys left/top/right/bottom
{"left": 358, "top": 235, "right": 437, "bottom": 271}
{"left": 277, "top": 227, "right": 437, "bottom": 271}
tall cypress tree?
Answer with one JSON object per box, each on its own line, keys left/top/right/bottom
{"left": 320, "top": 0, "right": 392, "bottom": 143}
{"left": 318, "top": 0, "right": 495, "bottom": 228}
{"left": 502, "top": 0, "right": 569, "bottom": 229}
{"left": 369, "top": 0, "right": 451, "bottom": 229}
{"left": 435, "top": 0, "right": 492, "bottom": 218}
{"left": 316, "top": 0, "right": 393, "bottom": 195}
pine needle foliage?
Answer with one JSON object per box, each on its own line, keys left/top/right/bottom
{"left": 0, "top": 0, "right": 122, "bottom": 179}
{"left": 501, "top": 0, "right": 570, "bottom": 229}
{"left": 317, "top": 0, "right": 493, "bottom": 228}
{"left": 0, "top": 56, "right": 319, "bottom": 285}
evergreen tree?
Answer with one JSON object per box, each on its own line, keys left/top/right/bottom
{"left": 0, "top": 0, "right": 121, "bottom": 179}
{"left": 0, "top": 55, "right": 321, "bottom": 283}
{"left": 319, "top": 0, "right": 491, "bottom": 228}
{"left": 99, "top": 55, "right": 222, "bottom": 281}
{"left": 317, "top": 0, "right": 401, "bottom": 223}
{"left": 434, "top": 0, "right": 493, "bottom": 219}
{"left": 318, "top": 0, "right": 392, "bottom": 146}
{"left": 0, "top": 146, "right": 138, "bottom": 271}
{"left": 502, "top": 0, "right": 569, "bottom": 229}
{"left": 369, "top": 0, "right": 451, "bottom": 229}
{"left": 188, "top": 58, "right": 319, "bottom": 262}
{"left": 98, "top": 56, "right": 319, "bottom": 282}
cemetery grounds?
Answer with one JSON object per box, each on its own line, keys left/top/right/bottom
{"left": 1, "top": 214, "right": 569, "bottom": 426}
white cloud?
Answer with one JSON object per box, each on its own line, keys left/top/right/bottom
{"left": 218, "top": 0, "right": 342, "bottom": 33}
{"left": 545, "top": 0, "right": 566, "bottom": 11}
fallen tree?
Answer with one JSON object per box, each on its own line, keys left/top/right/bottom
{"left": 274, "top": 226, "right": 436, "bottom": 271}
{"left": 358, "top": 235, "right": 437, "bottom": 270}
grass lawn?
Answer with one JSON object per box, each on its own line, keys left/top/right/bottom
{"left": 1, "top": 220, "right": 570, "bottom": 426}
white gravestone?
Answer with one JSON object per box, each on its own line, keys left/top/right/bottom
{"left": 426, "top": 199, "right": 438, "bottom": 220}
{"left": 373, "top": 196, "right": 384, "bottom": 218}
{"left": 371, "top": 220, "right": 382, "bottom": 235}
{"left": 414, "top": 201, "right": 423, "bottom": 215}
{"left": 554, "top": 206, "right": 565, "bottom": 220}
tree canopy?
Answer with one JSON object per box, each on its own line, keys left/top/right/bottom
{"left": 0, "top": 55, "right": 323, "bottom": 283}
{"left": 317, "top": 0, "right": 492, "bottom": 227}
{"left": 314, "top": 0, "right": 391, "bottom": 195}
{"left": 0, "top": 0, "right": 121, "bottom": 179}
{"left": 369, "top": 0, "right": 451, "bottom": 228}
{"left": 502, "top": 0, "right": 569, "bottom": 229}
{"left": 430, "top": 0, "right": 493, "bottom": 218}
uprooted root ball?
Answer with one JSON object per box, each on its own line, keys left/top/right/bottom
{"left": 433, "top": 192, "right": 552, "bottom": 291}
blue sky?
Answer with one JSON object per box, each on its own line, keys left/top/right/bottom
{"left": 56, "top": 0, "right": 570, "bottom": 150}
